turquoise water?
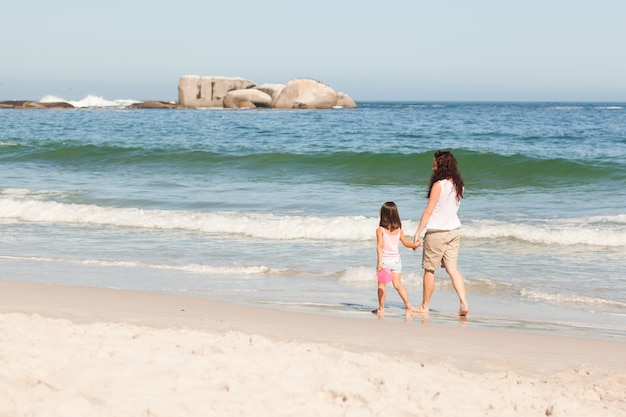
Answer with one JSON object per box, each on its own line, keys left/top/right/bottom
{"left": 1, "top": 102, "right": 625, "bottom": 339}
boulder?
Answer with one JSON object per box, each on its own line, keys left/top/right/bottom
{"left": 336, "top": 92, "right": 357, "bottom": 108}
{"left": 39, "top": 101, "right": 74, "bottom": 109}
{"left": 254, "top": 83, "right": 284, "bottom": 101}
{"left": 0, "top": 100, "right": 28, "bottom": 108}
{"left": 0, "top": 100, "right": 74, "bottom": 109}
{"left": 178, "top": 75, "right": 256, "bottom": 108}
{"left": 127, "top": 101, "right": 178, "bottom": 109}
{"left": 272, "top": 78, "right": 338, "bottom": 109}
{"left": 223, "top": 89, "right": 272, "bottom": 109}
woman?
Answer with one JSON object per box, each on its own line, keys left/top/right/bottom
{"left": 413, "top": 150, "right": 469, "bottom": 316}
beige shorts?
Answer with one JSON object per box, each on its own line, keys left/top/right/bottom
{"left": 422, "top": 229, "right": 460, "bottom": 271}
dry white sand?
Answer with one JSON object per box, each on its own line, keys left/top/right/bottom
{"left": 0, "top": 279, "right": 624, "bottom": 416}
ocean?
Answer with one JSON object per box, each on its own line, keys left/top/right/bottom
{"left": 1, "top": 99, "right": 625, "bottom": 340}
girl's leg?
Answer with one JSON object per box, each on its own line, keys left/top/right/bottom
{"left": 391, "top": 272, "right": 411, "bottom": 310}
{"left": 446, "top": 267, "right": 469, "bottom": 316}
{"left": 375, "top": 282, "right": 386, "bottom": 316}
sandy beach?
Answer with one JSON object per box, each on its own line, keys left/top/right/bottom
{"left": 0, "top": 279, "right": 624, "bottom": 416}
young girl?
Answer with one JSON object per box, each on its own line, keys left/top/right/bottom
{"left": 374, "top": 201, "right": 419, "bottom": 317}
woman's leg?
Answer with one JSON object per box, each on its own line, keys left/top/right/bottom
{"left": 414, "top": 269, "right": 435, "bottom": 313}
{"left": 443, "top": 231, "right": 468, "bottom": 316}
{"left": 417, "top": 232, "right": 438, "bottom": 314}
{"left": 446, "top": 267, "right": 469, "bottom": 316}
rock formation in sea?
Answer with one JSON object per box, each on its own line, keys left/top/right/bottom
{"left": 0, "top": 76, "right": 357, "bottom": 109}
{"left": 178, "top": 76, "right": 357, "bottom": 109}
{"left": 0, "top": 100, "right": 74, "bottom": 109}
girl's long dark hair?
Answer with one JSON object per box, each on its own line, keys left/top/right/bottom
{"left": 427, "top": 150, "right": 464, "bottom": 202}
{"left": 379, "top": 201, "right": 402, "bottom": 231}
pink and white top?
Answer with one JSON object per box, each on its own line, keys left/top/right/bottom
{"left": 380, "top": 227, "right": 400, "bottom": 259}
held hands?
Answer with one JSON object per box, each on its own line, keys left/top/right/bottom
{"left": 413, "top": 235, "right": 422, "bottom": 251}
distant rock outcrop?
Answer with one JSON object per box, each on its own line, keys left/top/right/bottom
{"left": 0, "top": 100, "right": 74, "bottom": 109}
{"left": 2, "top": 76, "right": 356, "bottom": 110}
{"left": 177, "top": 76, "right": 356, "bottom": 109}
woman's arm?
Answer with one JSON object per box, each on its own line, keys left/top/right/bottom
{"left": 414, "top": 181, "right": 442, "bottom": 243}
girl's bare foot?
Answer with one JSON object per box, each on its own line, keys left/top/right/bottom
{"left": 371, "top": 308, "right": 385, "bottom": 317}
{"left": 458, "top": 304, "right": 469, "bottom": 317}
{"left": 412, "top": 304, "right": 429, "bottom": 314}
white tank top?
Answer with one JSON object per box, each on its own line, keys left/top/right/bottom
{"left": 426, "top": 179, "right": 462, "bottom": 231}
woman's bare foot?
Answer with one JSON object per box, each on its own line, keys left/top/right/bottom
{"left": 458, "top": 304, "right": 469, "bottom": 317}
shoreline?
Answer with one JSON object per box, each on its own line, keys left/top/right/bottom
{"left": 1, "top": 279, "right": 625, "bottom": 415}
{"left": 1, "top": 279, "right": 624, "bottom": 372}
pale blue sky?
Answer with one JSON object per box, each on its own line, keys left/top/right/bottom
{"left": 2, "top": 1, "right": 625, "bottom": 102}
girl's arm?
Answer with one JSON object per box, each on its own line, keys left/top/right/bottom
{"left": 399, "top": 229, "right": 419, "bottom": 249}
{"left": 414, "top": 181, "right": 442, "bottom": 244}
{"left": 376, "top": 227, "right": 384, "bottom": 270}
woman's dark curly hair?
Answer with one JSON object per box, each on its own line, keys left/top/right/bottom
{"left": 428, "top": 150, "right": 464, "bottom": 202}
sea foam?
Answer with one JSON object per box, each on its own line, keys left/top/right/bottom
{"left": 39, "top": 94, "right": 140, "bottom": 108}
{"left": 0, "top": 254, "right": 274, "bottom": 275}
{"left": 462, "top": 219, "right": 626, "bottom": 248}
{"left": 0, "top": 194, "right": 375, "bottom": 241}
{"left": 1, "top": 191, "right": 624, "bottom": 247}
{"left": 521, "top": 288, "right": 626, "bottom": 312}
